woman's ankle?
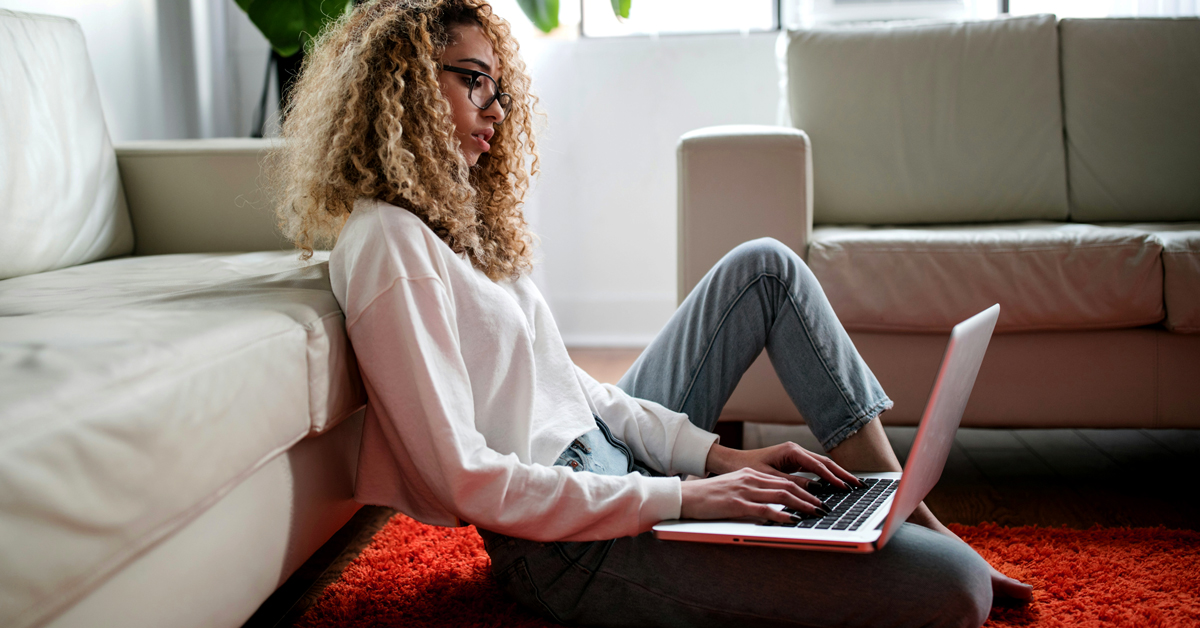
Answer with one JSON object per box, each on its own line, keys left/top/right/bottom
{"left": 908, "top": 502, "right": 960, "bottom": 541}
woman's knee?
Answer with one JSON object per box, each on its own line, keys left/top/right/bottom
{"left": 887, "top": 526, "right": 992, "bottom": 628}
{"left": 718, "top": 237, "right": 809, "bottom": 281}
{"left": 923, "top": 535, "right": 993, "bottom": 628}
{"left": 944, "top": 561, "right": 992, "bottom": 627}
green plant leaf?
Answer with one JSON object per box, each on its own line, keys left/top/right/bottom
{"left": 235, "top": 0, "right": 353, "bottom": 58}
{"left": 515, "top": 0, "right": 559, "bottom": 33}
{"left": 610, "top": 0, "right": 631, "bottom": 19}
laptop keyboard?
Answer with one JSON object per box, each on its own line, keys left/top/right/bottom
{"left": 762, "top": 477, "right": 899, "bottom": 532}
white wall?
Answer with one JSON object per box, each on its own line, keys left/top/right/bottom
{"left": 520, "top": 32, "right": 782, "bottom": 346}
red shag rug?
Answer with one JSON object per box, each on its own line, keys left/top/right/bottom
{"left": 296, "top": 515, "right": 1200, "bottom": 628}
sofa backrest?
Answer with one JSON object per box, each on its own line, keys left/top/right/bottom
{"left": 1060, "top": 18, "right": 1200, "bottom": 222}
{"left": 786, "top": 14, "right": 1069, "bottom": 225}
{"left": 0, "top": 10, "right": 133, "bottom": 280}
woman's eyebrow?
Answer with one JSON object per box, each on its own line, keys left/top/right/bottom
{"left": 455, "top": 57, "right": 491, "bottom": 73}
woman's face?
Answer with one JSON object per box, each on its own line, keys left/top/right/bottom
{"left": 438, "top": 25, "right": 506, "bottom": 166}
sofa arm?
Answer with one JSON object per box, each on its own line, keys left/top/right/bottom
{"left": 676, "top": 125, "right": 813, "bottom": 303}
{"left": 115, "top": 139, "right": 289, "bottom": 255}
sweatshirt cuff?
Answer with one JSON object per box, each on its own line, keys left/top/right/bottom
{"left": 670, "top": 420, "right": 720, "bottom": 478}
{"left": 638, "top": 476, "right": 684, "bottom": 531}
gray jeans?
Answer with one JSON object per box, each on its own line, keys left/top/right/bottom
{"left": 479, "top": 239, "right": 993, "bottom": 628}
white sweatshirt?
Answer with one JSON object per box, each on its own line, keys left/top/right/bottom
{"left": 329, "top": 199, "right": 718, "bottom": 542}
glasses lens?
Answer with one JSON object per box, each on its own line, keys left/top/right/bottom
{"left": 471, "top": 74, "right": 498, "bottom": 109}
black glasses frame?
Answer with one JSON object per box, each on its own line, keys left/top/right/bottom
{"left": 441, "top": 65, "right": 512, "bottom": 114}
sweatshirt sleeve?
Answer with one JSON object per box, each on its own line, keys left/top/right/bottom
{"left": 573, "top": 365, "right": 717, "bottom": 479}
{"left": 348, "top": 275, "right": 683, "bottom": 541}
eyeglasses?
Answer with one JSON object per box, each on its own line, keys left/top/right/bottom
{"left": 441, "top": 65, "right": 512, "bottom": 115}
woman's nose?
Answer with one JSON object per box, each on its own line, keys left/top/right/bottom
{"left": 483, "top": 98, "right": 505, "bottom": 123}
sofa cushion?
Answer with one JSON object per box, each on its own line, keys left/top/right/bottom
{"left": 787, "top": 14, "right": 1068, "bottom": 225}
{"left": 807, "top": 222, "right": 1163, "bottom": 333}
{"left": 0, "top": 10, "right": 133, "bottom": 280}
{"left": 1119, "top": 224, "right": 1200, "bottom": 333}
{"left": 0, "top": 311, "right": 310, "bottom": 628}
{"left": 0, "top": 252, "right": 364, "bottom": 433}
{"left": 1060, "top": 18, "right": 1200, "bottom": 222}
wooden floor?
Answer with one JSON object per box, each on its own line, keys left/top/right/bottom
{"left": 244, "top": 347, "right": 1200, "bottom": 628}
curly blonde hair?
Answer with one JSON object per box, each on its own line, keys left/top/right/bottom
{"left": 269, "top": 0, "right": 537, "bottom": 280}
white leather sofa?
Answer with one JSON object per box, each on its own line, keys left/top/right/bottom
{"left": 679, "top": 15, "right": 1200, "bottom": 429}
{"left": 1, "top": 11, "right": 366, "bottom": 628}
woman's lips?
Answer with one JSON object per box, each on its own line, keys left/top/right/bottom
{"left": 472, "top": 132, "right": 491, "bottom": 152}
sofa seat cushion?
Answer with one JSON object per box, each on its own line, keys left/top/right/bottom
{"left": 1120, "top": 223, "right": 1200, "bottom": 333}
{"left": 0, "top": 310, "right": 310, "bottom": 628}
{"left": 0, "top": 251, "right": 364, "bottom": 433}
{"left": 807, "top": 222, "right": 1163, "bottom": 333}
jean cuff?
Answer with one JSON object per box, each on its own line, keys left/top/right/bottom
{"left": 818, "top": 396, "right": 894, "bottom": 452}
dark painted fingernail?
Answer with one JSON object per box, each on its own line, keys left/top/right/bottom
{"left": 789, "top": 513, "right": 803, "bottom": 523}
{"left": 817, "top": 506, "right": 831, "bottom": 516}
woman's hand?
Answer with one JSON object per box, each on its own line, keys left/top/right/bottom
{"left": 680, "top": 468, "right": 829, "bottom": 523}
{"left": 678, "top": 442, "right": 863, "bottom": 524}
{"left": 706, "top": 442, "right": 863, "bottom": 491}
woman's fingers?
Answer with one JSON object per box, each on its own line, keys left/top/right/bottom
{"left": 739, "top": 470, "right": 828, "bottom": 516}
{"left": 794, "top": 451, "right": 849, "bottom": 489}
{"left": 763, "top": 469, "right": 827, "bottom": 507}
{"left": 755, "top": 502, "right": 801, "bottom": 524}
{"left": 816, "top": 453, "right": 864, "bottom": 487}
{"left": 750, "top": 486, "right": 822, "bottom": 515}
{"left": 680, "top": 467, "right": 846, "bottom": 522}
{"left": 769, "top": 442, "right": 857, "bottom": 489}
{"left": 793, "top": 448, "right": 861, "bottom": 489}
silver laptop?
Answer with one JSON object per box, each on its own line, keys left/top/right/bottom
{"left": 653, "top": 304, "right": 999, "bottom": 553}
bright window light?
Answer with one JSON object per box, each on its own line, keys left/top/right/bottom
{"left": 1008, "top": 0, "right": 1199, "bottom": 17}
{"left": 581, "top": 0, "right": 777, "bottom": 37}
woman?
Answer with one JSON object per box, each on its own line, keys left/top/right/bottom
{"left": 271, "top": 1, "right": 1031, "bottom": 625}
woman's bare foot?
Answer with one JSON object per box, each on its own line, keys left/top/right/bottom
{"left": 989, "top": 566, "right": 1035, "bottom": 602}
{"left": 828, "top": 418, "right": 1033, "bottom": 603}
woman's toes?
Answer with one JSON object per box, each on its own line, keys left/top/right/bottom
{"left": 990, "top": 566, "right": 1033, "bottom": 602}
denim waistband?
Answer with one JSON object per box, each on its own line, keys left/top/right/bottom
{"left": 555, "top": 415, "right": 652, "bottom": 477}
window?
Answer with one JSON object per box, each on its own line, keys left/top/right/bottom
{"left": 580, "top": 0, "right": 777, "bottom": 37}
{"left": 796, "top": 0, "right": 984, "bottom": 26}
{"left": 1008, "top": 0, "right": 1199, "bottom": 17}
{"left": 492, "top": 0, "right": 1198, "bottom": 44}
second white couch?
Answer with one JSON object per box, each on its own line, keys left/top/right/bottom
{"left": 677, "top": 14, "right": 1200, "bottom": 429}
